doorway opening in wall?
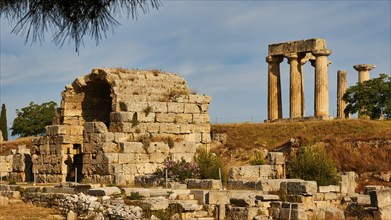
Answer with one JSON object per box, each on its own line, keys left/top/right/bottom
{"left": 65, "top": 144, "right": 83, "bottom": 182}
{"left": 82, "top": 79, "right": 112, "bottom": 127}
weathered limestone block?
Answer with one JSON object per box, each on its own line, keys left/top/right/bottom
{"left": 84, "top": 122, "right": 108, "bottom": 133}
{"left": 230, "top": 165, "right": 275, "bottom": 181}
{"left": 160, "top": 123, "right": 180, "bottom": 134}
{"left": 370, "top": 189, "right": 391, "bottom": 208}
{"left": 175, "top": 114, "right": 193, "bottom": 124}
{"left": 208, "top": 190, "right": 230, "bottom": 205}
{"left": 178, "top": 124, "right": 193, "bottom": 134}
{"left": 87, "top": 187, "right": 121, "bottom": 196}
{"left": 184, "top": 104, "right": 200, "bottom": 114}
{"left": 352, "top": 195, "right": 372, "bottom": 206}
{"left": 171, "top": 153, "right": 194, "bottom": 162}
{"left": 341, "top": 172, "right": 357, "bottom": 195}
{"left": 147, "top": 142, "right": 170, "bottom": 154}
{"left": 279, "top": 203, "right": 307, "bottom": 220}
{"left": 280, "top": 180, "right": 317, "bottom": 195}
{"left": 188, "top": 95, "right": 212, "bottom": 104}
{"left": 313, "top": 207, "right": 344, "bottom": 220}
{"left": 318, "top": 185, "right": 340, "bottom": 193}
{"left": 193, "top": 114, "right": 210, "bottom": 124}
{"left": 149, "top": 102, "right": 168, "bottom": 113}
{"left": 167, "top": 103, "right": 185, "bottom": 113}
{"left": 156, "top": 113, "right": 176, "bottom": 123}
{"left": 45, "top": 125, "right": 67, "bottom": 136}
{"left": 140, "top": 196, "right": 169, "bottom": 210}
{"left": 0, "top": 155, "right": 13, "bottom": 172}
{"left": 187, "top": 179, "right": 221, "bottom": 190}
{"left": 138, "top": 112, "right": 155, "bottom": 123}
{"left": 120, "top": 142, "right": 146, "bottom": 154}
{"left": 118, "top": 153, "right": 149, "bottom": 164}
{"left": 170, "top": 142, "right": 197, "bottom": 153}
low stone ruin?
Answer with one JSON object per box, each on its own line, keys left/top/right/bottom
{"left": 31, "top": 68, "right": 211, "bottom": 184}
{"left": 0, "top": 145, "right": 32, "bottom": 182}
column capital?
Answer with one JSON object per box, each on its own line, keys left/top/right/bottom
{"left": 337, "top": 69, "right": 347, "bottom": 74}
{"left": 353, "top": 64, "right": 376, "bottom": 71}
{"left": 266, "top": 55, "right": 284, "bottom": 64}
{"left": 312, "top": 49, "right": 332, "bottom": 57}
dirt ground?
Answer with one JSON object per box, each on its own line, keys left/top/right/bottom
{"left": 0, "top": 200, "right": 65, "bottom": 220}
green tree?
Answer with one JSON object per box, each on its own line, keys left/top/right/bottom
{"left": 288, "top": 145, "right": 339, "bottom": 186}
{"left": 11, "top": 101, "right": 57, "bottom": 137}
{"left": 0, "top": 104, "right": 8, "bottom": 141}
{"left": 343, "top": 74, "right": 391, "bottom": 119}
{"left": 0, "top": 0, "right": 161, "bottom": 52}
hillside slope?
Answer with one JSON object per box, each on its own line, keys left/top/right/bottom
{"left": 211, "top": 119, "right": 391, "bottom": 188}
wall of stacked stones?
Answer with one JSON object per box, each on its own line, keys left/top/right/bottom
{"left": 31, "top": 68, "right": 211, "bottom": 183}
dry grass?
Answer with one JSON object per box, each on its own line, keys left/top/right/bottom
{"left": 211, "top": 119, "right": 391, "bottom": 182}
{"left": 0, "top": 202, "right": 64, "bottom": 220}
{"left": 0, "top": 137, "right": 33, "bottom": 156}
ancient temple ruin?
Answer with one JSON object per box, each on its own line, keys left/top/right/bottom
{"left": 266, "top": 38, "right": 332, "bottom": 121}
{"left": 31, "top": 68, "right": 211, "bottom": 184}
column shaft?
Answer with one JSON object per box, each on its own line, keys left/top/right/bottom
{"left": 267, "top": 56, "right": 283, "bottom": 120}
{"left": 337, "top": 70, "right": 348, "bottom": 119}
{"left": 288, "top": 54, "right": 302, "bottom": 118}
{"left": 313, "top": 50, "right": 331, "bottom": 117}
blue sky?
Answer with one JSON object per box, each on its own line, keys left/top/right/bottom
{"left": 1, "top": 1, "right": 390, "bottom": 136}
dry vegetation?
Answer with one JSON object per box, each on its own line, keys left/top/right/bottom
{"left": 0, "top": 202, "right": 64, "bottom": 220}
{"left": 0, "top": 137, "right": 33, "bottom": 156}
{"left": 211, "top": 119, "right": 391, "bottom": 187}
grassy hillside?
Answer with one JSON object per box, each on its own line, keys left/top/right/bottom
{"left": 211, "top": 119, "right": 391, "bottom": 188}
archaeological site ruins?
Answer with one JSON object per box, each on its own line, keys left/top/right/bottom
{"left": 30, "top": 68, "right": 211, "bottom": 184}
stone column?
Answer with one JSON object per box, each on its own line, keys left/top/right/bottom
{"left": 337, "top": 70, "right": 349, "bottom": 119}
{"left": 266, "top": 56, "right": 284, "bottom": 121}
{"left": 287, "top": 53, "right": 302, "bottom": 118}
{"left": 312, "top": 49, "right": 332, "bottom": 118}
{"left": 353, "top": 64, "right": 376, "bottom": 83}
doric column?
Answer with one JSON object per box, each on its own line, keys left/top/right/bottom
{"left": 312, "top": 49, "right": 332, "bottom": 118}
{"left": 353, "top": 64, "right": 376, "bottom": 83}
{"left": 287, "top": 53, "right": 302, "bottom": 118}
{"left": 266, "top": 56, "right": 284, "bottom": 120}
{"left": 337, "top": 70, "right": 349, "bottom": 119}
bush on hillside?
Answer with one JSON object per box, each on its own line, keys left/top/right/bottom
{"left": 287, "top": 145, "right": 339, "bottom": 186}
{"left": 155, "top": 158, "right": 200, "bottom": 182}
{"left": 249, "top": 151, "right": 266, "bottom": 165}
{"left": 195, "top": 148, "right": 226, "bottom": 182}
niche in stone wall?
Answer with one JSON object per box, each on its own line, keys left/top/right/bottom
{"left": 82, "top": 79, "right": 112, "bottom": 126}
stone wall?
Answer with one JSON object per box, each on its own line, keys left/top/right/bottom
{"left": 0, "top": 145, "right": 32, "bottom": 182}
{"left": 32, "top": 68, "right": 211, "bottom": 183}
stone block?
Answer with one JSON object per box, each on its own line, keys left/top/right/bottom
{"left": 207, "top": 190, "right": 229, "bottom": 205}
{"left": 124, "top": 188, "right": 151, "bottom": 197}
{"left": 118, "top": 153, "right": 149, "bottom": 164}
{"left": 84, "top": 122, "right": 108, "bottom": 133}
{"left": 279, "top": 203, "right": 307, "bottom": 220}
{"left": 102, "top": 142, "right": 120, "bottom": 153}
{"left": 229, "top": 165, "right": 275, "bottom": 181}
{"left": 193, "top": 114, "right": 210, "bottom": 124}
{"left": 352, "top": 195, "right": 371, "bottom": 206}
{"left": 156, "top": 113, "right": 176, "bottom": 123}
{"left": 188, "top": 95, "right": 211, "bottom": 104}
{"left": 170, "top": 142, "right": 197, "bottom": 153}
{"left": 313, "top": 207, "right": 344, "bottom": 220}
{"left": 104, "top": 153, "right": 119, "bottom": 164}
{"left": 45, "top": 125, "right": 67, "bottom": 136}
{"left": 318, "top": 185, "right": 340, "bottom": 193}
{"left": 187, "top": 179, "right": 221, "bottom": 190}
{"left": 146, "top": 123, "right": 160, "bottom": 133}
{"left": 171, "top": 153, "right": 194, "bottom": 162}
{"left": 370, "top": 189, "right": 391, "bottom": 208}
{"left": 138, "top": 112, "right": 155, "bottom": 123}
{"left": 120, "top": 142, "right": 146, "bottom": 154}
{"left": 149, "top": 152, "right": 168, "bottom": 163}
{"left": 160, "top": 123, "right": 180, "bottom": 134}
{"left": 167, "top": 103, "right": 185, "bottom": 113}
{"left": 175, "top": 114, "right": 193, "bottom": 124}
{"left": 147, "top": 142, "right": 170, "bottom": 154}
{"left": 178, "top": 124, "right": 193, "bottom": 134}
{"left": 184, "top": 104, "right": 200, "bottom": 114}
{"left": 340, "top": 171, "right": 357, "bottom": 195}
{"left": 67, "top": 125, "right": 84, "bottom": 136}
{"left": 149, "top": 102, "right": 168, "bottom": 113}
{"left": 324, "top": 192, "right": 339, "bottom": 201}
{"left": 87, "top": 187, "right": 121, "bottom": 196}
{"left": 281, "top": 180, "right": 317, "bottom": 196}
{"left": 141, "top": 196, "right": 169, "bottom": 210}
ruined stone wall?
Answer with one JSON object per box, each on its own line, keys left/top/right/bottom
{"left": 32, "top": 68, "right": 211, "bottom": 183}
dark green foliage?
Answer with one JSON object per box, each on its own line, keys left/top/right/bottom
{"left": 343, "top": 74, "right": 391, "bottom": 119}
{"left": 288, "top": 145, "right": 339, "bottom": 186}
{"left": 11, "top": 101, "right": 57, "bottom": 137}
{"left": 0, "top": 0, "right": 161, "bottom": 52}
{"left": 0, "top": 104, "right": 8, "bottom": 141}
{"left": 195, "top": 148, "right": 226, "bottom": 181}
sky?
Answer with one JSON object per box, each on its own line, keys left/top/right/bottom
{"left": 0, "top": 1, "right": 390, "bottom": 138}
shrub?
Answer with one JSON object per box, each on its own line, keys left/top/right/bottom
{"left": 249, "top": 151, "right": 266, "bottom": 165}
{"left": 195, "top": 148, "right": 226, "bottom": 182}
{"left": 155, "top": 158, "right": 200, "bottom": 182}
{"left": 287, "top": 145, "right": 339, "bottom": 186}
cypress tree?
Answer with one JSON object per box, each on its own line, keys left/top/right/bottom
{"left": 0, "top": 104, "right": 8, "bottom": 141}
